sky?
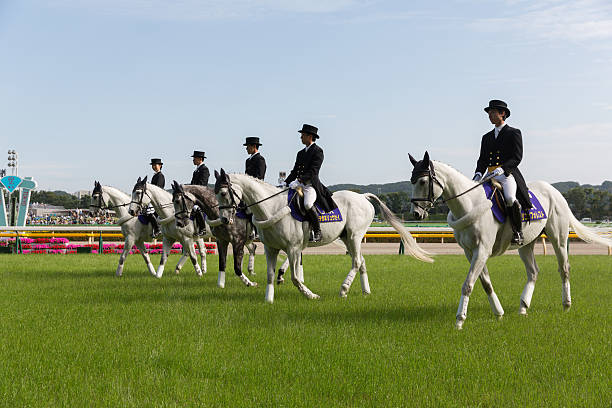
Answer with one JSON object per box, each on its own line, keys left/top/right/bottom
{"left": 1, "top": 0, "right": 612, "bottom": 193}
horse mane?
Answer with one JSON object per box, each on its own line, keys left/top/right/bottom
{"left": 229, "top": 173, "right": 281, "bottom": 192}
{"left": 432, "top": 160, "right": 474, "bottom": 185}
{"left": 102, "top": 185, "right": 130, "bottom": 200}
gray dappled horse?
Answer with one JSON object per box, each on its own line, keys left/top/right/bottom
{"left": 409, "top": 152, "right": 612, "bottom": 329}
{"left": 171, "top": 181, "right": 259, "bottom": 288}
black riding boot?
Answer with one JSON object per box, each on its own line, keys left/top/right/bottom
{"left": 306, "top": 207, "right": 322, "bottom": 242}
{"left": 509, "top": 201, "right": 524, "bottom": 245}
{"left": 194, "top": 209, "right": 207, "bottom": 236}
{"left": 148, "top": 214, "right": 161, "bottom": 238}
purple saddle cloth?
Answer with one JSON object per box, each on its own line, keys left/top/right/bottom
{"left": 137, "top": 215, "right": 149, "bottom": 225}
{"left": 483, "top": 182, "right": 547, "bottom": 223}
{"left": 288, "top": 189, "right": 342, "bottom": 223}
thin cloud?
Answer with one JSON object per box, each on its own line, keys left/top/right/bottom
{"left": 44, "top": 0, "right": 368, "bottom": 21}
{"left": 469, "top": 0, "right": 612, "bottom": 43}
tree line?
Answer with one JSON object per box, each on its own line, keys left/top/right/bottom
{"left": 29, "top": 190, "right": 91, "bottom": 209}
{"left": 368, "top": 186, "right": 611, "bottom": 222}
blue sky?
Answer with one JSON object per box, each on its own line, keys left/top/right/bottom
{"left": 1, "top": 0, "right": 611, "bottom": 193}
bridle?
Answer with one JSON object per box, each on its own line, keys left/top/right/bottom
{"left": 410, "top": 161, "right": 496, "bottom": 211}
{"left": 130, "top": 183, "right": 173, "bottom": 215}
{"left": 173, "top": 190, "right": 195, "bottom": 223}
{"left": 410, "top": 161, "right": 445, "bottom": 211}
{"left": 216, "top": 177, "right": 289, "bottom": 223}
{"left": 90, "top": 191, "right": 129, "bottom": 213}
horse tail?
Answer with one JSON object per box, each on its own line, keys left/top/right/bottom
{"left": 364, "top": 193, "right": 434, "bottom": 263}
{"left": 568, "top": 211, "right": 612, "bottom": 248}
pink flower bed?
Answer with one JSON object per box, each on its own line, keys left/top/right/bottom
{"left": 16, "top": 241, "right": 217, "bottom": 255}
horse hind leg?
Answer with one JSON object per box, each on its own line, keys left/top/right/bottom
{"left": 288, "top": 249, "right": 319, "bottom": 300}
{"left": 339, "top": 236, "right": 363, "bottom": 298}
{"left": 479, "top": 265, "right": 504, "bottom": 318}
{"left": 247, "top": 242, "right": 256, "bottom": 276}
{"left": 116, "top": 236, "right": 135, "bottom": 277}
{"left": 546, "top": 222, "right": 572, "bottom": 310}
{"left": 518, "top": 240, "right": 540, "bottom": 315}
{"left": 359, "top": 254, "right": 370, "bottom": 295}
{"left": 277, "top": 255, "right": 289, "bottom": 285}
{"left": 175, "top": 253, "right": 189, "bottom": 275}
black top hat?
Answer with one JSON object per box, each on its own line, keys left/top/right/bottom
{"left": 484, "top": 100, "right": 511, "bottom": 118}
{"left": 150, "top": 158, "right": 163, "bottom": 165}
{"left": 298, "top": 124, "right": 319, "bottom": 139}
{"left": 191, "top": 150, "right": 206, "bottom": 159}
{"left": 243, "top": 137, "right": 262, "bottom": 146}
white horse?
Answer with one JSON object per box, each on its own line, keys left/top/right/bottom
{"left": 214, "top": 169, "right": 433, "bottom": 303}
{"left": 90, "top": 182, "right": 157, "bottom": 277}
{"left": 128, "top": 177, "right": 209, "bottom": 278}
{"left": 409, "top": 152, "right": 612, "bottom": 329}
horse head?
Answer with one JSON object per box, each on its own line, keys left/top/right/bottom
{"left": 172, "top": 181, "right": 194, "bottom": 228}
{"left": 90, "top": 181, "right": 105, "bottom": 216}
{"left": 214, "top": 169, "right": 242, "bottom": 225}
{"left": 409, "top": 151, "right": 444, "bottom": 220}
{"left": 128, "top": 176, "right": 148, "bottom": 216}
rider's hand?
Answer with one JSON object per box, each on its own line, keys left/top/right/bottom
{"left": 288, "top": 180, "right": 299, "bottom": 189}
{"left": 491, "top": 167, "right": 504, "bottom": 177}
{"left": 472, "top": 172, "right": 482, "bottom": 181}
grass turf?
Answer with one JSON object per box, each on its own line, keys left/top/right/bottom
{"left": 0, "top": 254, "right": 610, "bottom": 407}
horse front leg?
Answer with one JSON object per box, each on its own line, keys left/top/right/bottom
{"left": 247, "top": 242, "right": 256, "bottom": 275}
{"left": 289, "top": 249, "right": 319, "bottom": 300}
{"left": 217, "top": 240, "right": 229, "bottom": 288}
{"left": 264, "top": 245, "right": 280, "bottom": 303}
{"left": 233, "top": 241, "right": 257, "bottom": 287}
{"left": 175, "top": 253, "right": 189, "bottom": 275}
{"left": 156, "top": 238, "right": 172, "bottom": 279}
{"left": 116, "top": 236, "right": 135, "bottom": 277}
{"left": 456, "top": 248, "right": 489, "bottom": 330}
{"left": 184, "top": 238, "right": 202, "bottom": 277}
{"left": 196, "top": 237, "right": 207, "bottom": 274}
{"left": 277, "top": 253, "right": 289, "bottom": 284}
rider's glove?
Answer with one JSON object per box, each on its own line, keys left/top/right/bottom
{"left": 288, "top": 180, "right": 300, "bottom": 189}
{"left": 472, "top": 172, "right": 482, "bottom": 181}
{"left": 491, "top": 167, "right": 504, "bottom": 177}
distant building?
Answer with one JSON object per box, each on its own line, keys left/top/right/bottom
{"left": 29, "top": 203, "right": 71, "bottom": 216}
{"left": 74, "top": 190, "right": 90, "bottom": 199}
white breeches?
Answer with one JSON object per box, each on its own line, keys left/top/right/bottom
{"left": 145, "top": 203, "right": 155, "bottom": 215}
{"left": 294, "top": 182, "right": 317, "bottom": 210}
{"left": 493, "top": 173, "right": 517, "bottom": 206}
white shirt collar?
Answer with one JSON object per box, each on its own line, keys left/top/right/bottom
{"left": 304, "top": 142, "right": 315, "bottom": 152}
{"left": 248, "top": 152, "right": 259, "bottom": 160}
{"left": 494, "top": 123, "right": 506, "bottom": 138}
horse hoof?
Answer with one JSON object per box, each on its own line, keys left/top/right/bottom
{"left": 496, "top": 315, "right": 503, "bottom": 321}
{"left": 155, "top": 274, "right": 162, "bottom": 279}
{"left": 311, "top": 294, "right": 320, "bottom": 300}
{"left": 276, "top": 278, "right": 284, "bottom": 285}
{"left": 174, "top": 269, "right": 180, "bottom": 275}
{"left": 563, "top": 303, "right": 571, "bottom": 311}
{"left": 250, "top": 282, "right": 258, "bottom": 287}
{"left": 455, "top": 319, "right": 464, "bottom": 330}
{"left": 518, "top": 307, "right": 528, "bottom": 316}
{"left": 362, "top": 290, "right": 371, "bottom": 296}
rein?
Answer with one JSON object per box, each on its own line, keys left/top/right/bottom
{"left": 411, "top": 165, "right": 494, "bottom": 210}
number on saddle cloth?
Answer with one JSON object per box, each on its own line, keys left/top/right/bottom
{"left": 287, "top": 189, "right": 343, "bottom": 223}
{"left": 482, "top": 182, "right": 547, "bottom": 223}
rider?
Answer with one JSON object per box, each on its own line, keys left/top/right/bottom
{"left": 244, "top": 137, "right": 266, "bottom": 180}
{"left": 284, "top": 124, "right": 334, "bottom": 243}
{"left": 473, "top": 100, "right": 531, "bottom": 245}
{"left": 146, "top": 158, "right": 164, "bottom": 238}
{"left": 244, "top": 137, "right": 266, "bottom": 239}
{"left": 189, "top": 150, "right": 209, "bottom": 236}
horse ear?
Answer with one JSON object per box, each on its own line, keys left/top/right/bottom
{"left": 220, "top": 168, "right": 226, "bottom": 177}
{"left": 214, "top": 170, "right": 220, "bottom": 179}
{"left": 137, "top": 176, "right": 141, "bottom": 183}
{"left": 143, "top": 175, "right": 148, "bottom": 183}
{"left": 423, "top": 151, "right": 430, "bottom": 164}
{"left": 408, "top": 154, "right": 418, "bottom": 166}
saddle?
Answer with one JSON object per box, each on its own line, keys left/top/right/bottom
{"left": 483, "top": 181, "right": 547, "bottom": 223}
{"left": 288, "top": 189, "right": 343, "bottom": 223}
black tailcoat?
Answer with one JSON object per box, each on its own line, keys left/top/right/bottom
{"left": 151, "top": 172, "right": 165, "bottom": 189}
{"left": 190, "top": 164, "right": 210, "bottom": 186}
{"left": 245, "top": 152, "right": 266, "bottom": 180}
{"left": 285, "top": 143, "right": 335, "bottom": 212}
{"left": 476, "top": 124, "right": 531, "bottom": 209}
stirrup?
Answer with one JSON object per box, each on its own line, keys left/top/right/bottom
{"left": 309, "top": 230, "right": 322, "bottom": 242}
{"left": 511, "top": 231, "right": 524, "bottom": 245}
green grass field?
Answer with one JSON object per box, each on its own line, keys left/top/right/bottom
{"left": 0, "top": 254, "right": 610, "bottom": 407}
